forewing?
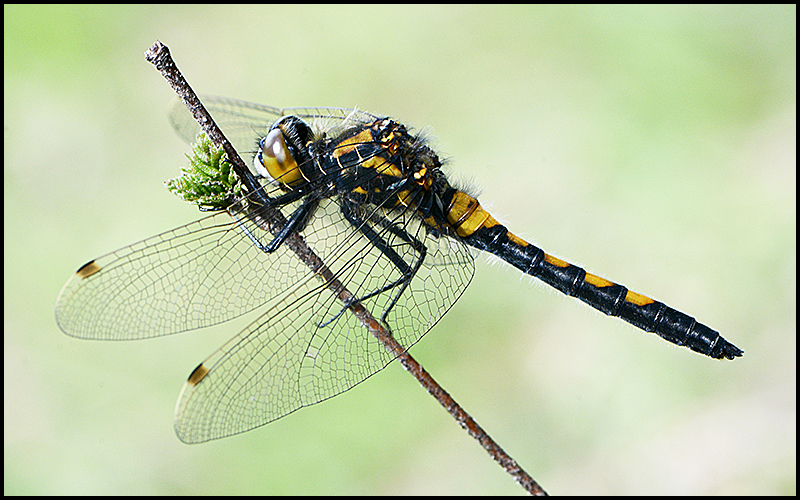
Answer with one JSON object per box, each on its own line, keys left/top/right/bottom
{"left": 55, "top": 207, "right": 316, "bottom": 340}
{"left": 58, "top": 97, "right": 380, "bottom": 342}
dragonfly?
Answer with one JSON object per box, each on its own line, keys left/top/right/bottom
{"left": 56, "top": 96, "right": 743, "bottom": 444}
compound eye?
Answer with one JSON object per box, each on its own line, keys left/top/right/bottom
{"left": 262, "top": 128, "right": 288, "bottom": 163}
{"left": 258, "top": 128, "right": 302, "bottom": 187}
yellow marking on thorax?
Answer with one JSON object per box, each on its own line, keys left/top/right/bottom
{"left": 332, "top": 129, "right": 374, "bottom": 159}
{"left": 394, "top": 189, "right": 413, "bottom": 207}
{"left": 366, "top": 156, "right": 403, "bottom": 178}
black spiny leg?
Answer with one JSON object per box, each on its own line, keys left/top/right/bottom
{"left": 323, "top": 200, "right": 427, "bottom": 326}
{"left": 233, "top": 191, "right": 319, "bottom": 253}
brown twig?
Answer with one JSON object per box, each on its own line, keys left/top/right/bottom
{"left": 145, "top": 40, "right": 546, "bottom": 496}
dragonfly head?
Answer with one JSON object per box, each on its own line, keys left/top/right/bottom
{"left": 254, "top": 115, "right": 313, "bottom": 189}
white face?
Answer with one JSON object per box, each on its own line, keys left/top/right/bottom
{"left": 253, "top": 148, "right": 270, "bottom": 179}
{"left": 253, "top": 135, "right": 272, "bottom": 180}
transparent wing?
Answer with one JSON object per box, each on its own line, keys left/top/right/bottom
{"left": 62, "top": 95, "right": 473, "bottom": 443}
{"left": 56, "top": 187, "right": 475, "bottom": 441}
{"left": 173, "top": 199, "right": 475, "bottom": 443}
{"left": 168, "top": 96, "right": 380, "bottom": 163}
{"left": 169, "top": 96, "right": 283, "bottom": 161}
{"left": 281, "top": 106, "right": 378, "bottom": 122}
{"left": 55, "top": 204, "right": 316, "bottom": 340}
{"left": 59, "top": 97, "right": 386, "bottom": 341}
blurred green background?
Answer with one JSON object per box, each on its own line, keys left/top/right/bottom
{"left": 4, "top": 5, "right": 795, "bottom": 495}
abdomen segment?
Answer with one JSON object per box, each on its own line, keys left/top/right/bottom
{"left": 442, "top": 189, "right": 743, "bottom": 360}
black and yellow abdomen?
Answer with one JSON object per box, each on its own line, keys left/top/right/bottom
{"left": 438, "top": 188, "right": 742, "bottom": 360}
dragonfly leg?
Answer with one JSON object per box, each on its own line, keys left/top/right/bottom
{"left": 318, "top": 201, "right": 427, "bottom": 329}
{"left": 232, "top": 192, "right": 319, "bottom": 253}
